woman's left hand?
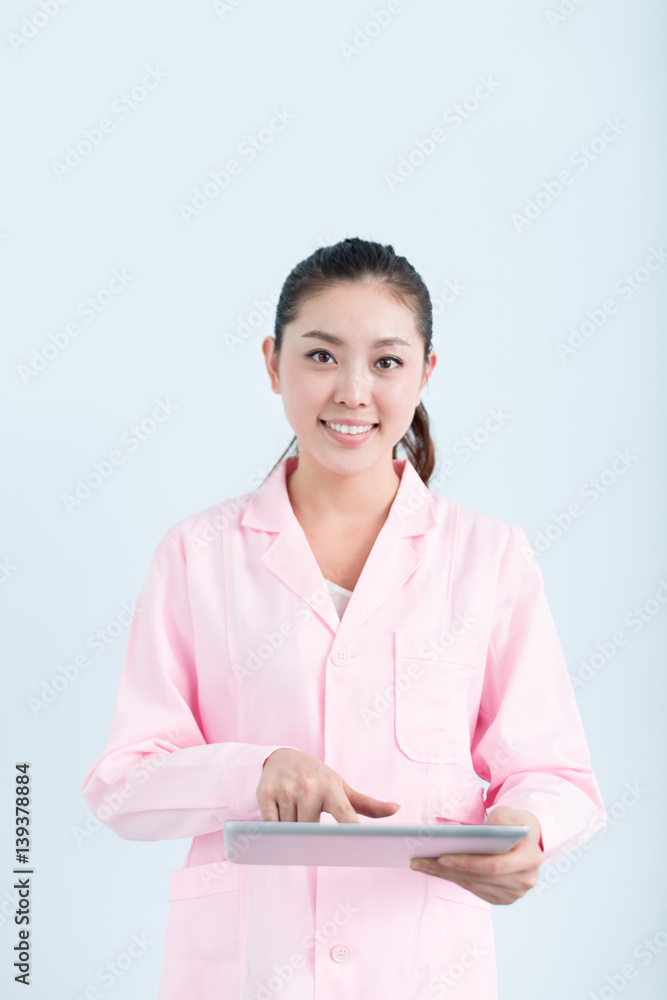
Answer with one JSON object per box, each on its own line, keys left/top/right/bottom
{"left": 410, "top": 806, "right": 544, "bottom": 905}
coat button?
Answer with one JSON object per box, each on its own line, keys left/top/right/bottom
{"left": 330, "top": 942, "right": 352, "bottom": 963}
{"left": 331, "top": 647, "right": 351, "bottom": 665}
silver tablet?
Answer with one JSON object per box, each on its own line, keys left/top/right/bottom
{"left": 223, "top": 820, "right": 530, "bottom": 867}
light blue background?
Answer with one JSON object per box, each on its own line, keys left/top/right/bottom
{"left": 1, "top": 0, "right": 665, "bottom": 997}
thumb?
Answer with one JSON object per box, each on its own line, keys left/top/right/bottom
{"left": 485, "top": 805, "right": 543, "bottom": 850}
{"left": 484, "top": 805, "right": 525, "bottom": 826}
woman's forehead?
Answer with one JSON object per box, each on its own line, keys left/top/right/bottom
{"left": 287, "top": 283, "right": 420, "bottom": 338}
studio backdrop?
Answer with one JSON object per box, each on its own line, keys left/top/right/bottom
{"left": 1, "top": 1, "right": 665, "bottom": 998}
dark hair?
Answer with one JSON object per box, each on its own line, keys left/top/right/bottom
{"left": 265, "top": 236, "right": 436, "bottom": 485}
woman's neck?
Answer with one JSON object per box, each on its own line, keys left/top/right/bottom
{"left": 286, "top": 452, "right": 402, "bottom": 530}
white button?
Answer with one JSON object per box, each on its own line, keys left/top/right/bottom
{"left": 331, "top": 647, "right": 351, "bottom": 665}
{"left": 330, "top": 942, "right": 352, "bottom": 963}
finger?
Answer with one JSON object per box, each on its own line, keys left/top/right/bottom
{"left": 413, "top": 861, "right": 538, "bottom": 888}
{"left": 432, "top": 843, "right": 538, "bottom": 876}
{"left": 410, "top": 854, "right": 502, "bottom": 877}
{"left": 259, "top": 797, "right": 280, "bottom": 822}
{"left": 409, "top": 864, "right": 487, "bottom": 895}
{"left": 277, "top": 795, "right": 297, "bottom": 823}
{"left": 297, "top": 796, "right": 326, "bottom": 823}
{"left": 324, "top": 790, "right": 360, "bottom": 824}
{"left": 418, "top": 870, "right": 513, "bottom": 906}
{"left": 346, "top": 787, "right": 401, "bottom": 818}
{"left": 411, "top": 865, "right": 474, "bottom": 887}
{"left": 448, "top": 867, "right": 541, "bottom": 901}
{"left": 409, "top": 863, "right": 517, "bottom": 904}
{"left": 360, "top": 800, "right": 401, "bottom": 817}
{"left": 412, "top": 851, "right": 495, "bottom": 872}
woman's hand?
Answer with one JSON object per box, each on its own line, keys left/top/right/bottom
{"left": 410, "top": 806, "right": 544, "bottom": 905}
{"left": 256, "top": 748, "right": 401, "bottom": 823}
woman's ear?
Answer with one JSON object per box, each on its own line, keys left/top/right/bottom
{"left": 423, "top": 350, "right": 437, "bottom": 385}
{"left": 416, "top": 351, "right": 437, "bottom": 406}
{"left": 262, "top": 337, "right": 281, "bottom": 394}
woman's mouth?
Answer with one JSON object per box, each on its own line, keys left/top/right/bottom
{"left": 320, "top": 419, "right": 379, "bottom": 445}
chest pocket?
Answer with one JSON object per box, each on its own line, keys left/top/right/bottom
{"left": 394, "top": 629, "right": 483, "bottom": 764}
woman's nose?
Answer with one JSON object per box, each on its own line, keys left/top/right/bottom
{"left": 332, "top": 367, "right": 372, "bottom": 406}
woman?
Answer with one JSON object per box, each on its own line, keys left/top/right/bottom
{"left": 81, "top": 237, "right": 607, "bottom": 999}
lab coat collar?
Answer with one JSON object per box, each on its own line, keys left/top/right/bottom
{"left": 241, "top": 454, "right": 437, "bottom": 537}
{"left": 241, "top": 454, "right": 440, "bottom": 639}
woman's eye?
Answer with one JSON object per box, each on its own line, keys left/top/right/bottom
{"left": 306, "top": 350, "right": 403, "bottom": 369}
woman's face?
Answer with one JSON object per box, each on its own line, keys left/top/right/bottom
{"left": 263, "top": 281, "right": 436, "bottom": 477}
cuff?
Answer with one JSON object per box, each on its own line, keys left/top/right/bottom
{"left": 488, "top": 788, "right": 607, "bottom": 865}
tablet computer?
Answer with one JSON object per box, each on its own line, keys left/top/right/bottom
{"left": 223, "top": 820, "right": 530, "bottom": 867}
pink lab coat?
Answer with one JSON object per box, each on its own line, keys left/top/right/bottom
{"left": 81, "top": 455, "right": 607, "bottom": 1000}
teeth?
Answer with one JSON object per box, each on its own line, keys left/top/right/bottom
{"left": 324, "top": 421, "right": 375, "bottom": 435}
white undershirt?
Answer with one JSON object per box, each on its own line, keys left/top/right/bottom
{"left": 324, "top": 578, "right": 353, "bottom": 619}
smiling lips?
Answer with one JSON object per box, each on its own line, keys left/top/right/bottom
{"left": 320, "top": 419, "right": 378, "bottom": 444}
{"left": 322, "top": 419, "right": 377, "bottom": 434}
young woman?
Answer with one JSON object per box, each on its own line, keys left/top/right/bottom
{"left": 81, "top": 238, "right": 607, "bottom": 999}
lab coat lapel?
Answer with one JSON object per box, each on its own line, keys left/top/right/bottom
{"left": 241, "top": 456, "right": 339, "bottom": 633}
{"left": 262, "top": 517, "right": 341, "bottom": 634}
{"left": 240, "top": 454, "right": 437, "bottom": 639}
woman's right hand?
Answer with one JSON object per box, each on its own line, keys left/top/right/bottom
{"left": 256, "top": 748, "right": 401, "bottom": 823}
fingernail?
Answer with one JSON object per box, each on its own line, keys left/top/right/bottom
{"left": 411, "top": 859, "right": 426, "bottom": 870}
{"left": 438, "top": 855, "right": 458, "bottom": 867}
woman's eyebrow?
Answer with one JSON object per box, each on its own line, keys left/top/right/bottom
{"left": 300, "top": 330, "right": 414, "bottom": 348}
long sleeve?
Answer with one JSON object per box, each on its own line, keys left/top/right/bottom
{"left": 470, "top": 524, "right": 607, "bottom": 865}
{"left": 80, "top": 527, "right": 299, "bottom": 841}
